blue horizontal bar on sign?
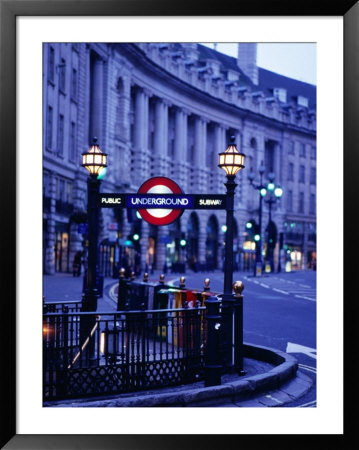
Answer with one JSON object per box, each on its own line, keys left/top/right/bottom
{"left": 98, "top": 193, "right": 227, "bottom": 209}
{"left": 126, "top": 194, "right": 194, "bottom": 209}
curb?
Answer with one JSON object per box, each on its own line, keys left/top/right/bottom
{"left": 45, "top": 343, "right": 311, "bottom": 408}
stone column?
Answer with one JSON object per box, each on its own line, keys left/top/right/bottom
{"left": 115, "top": 75, "right": 131, "bottom": 141}
{"left": 214, "top": 124, "right": 227, "bottom": 194}
{"left": 194, "top": 116, "right": 207, "bottom": 192}
{"left": 154, "top": 98, "right": 169, "bottom": 175}
{"left": 134, "top": 86, "right": 150, "bottom": 179}
{"left": 90, "top": 54, "right": 104, "bottom": 143}
{"left": 174, "top": 107, "right": 188, "bottom": 188}
{"left": 174, "top": 107, "right": 186, "bottom": 162}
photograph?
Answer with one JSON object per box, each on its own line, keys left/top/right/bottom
{"left": 1, "top": 1, "right": 354, "bottom": 447}
{"left": 42, "top": 41, "right": 317, "bottom": 409}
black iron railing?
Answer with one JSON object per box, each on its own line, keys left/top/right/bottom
{"left": 43, "top": 307, "right": 207, "bottom": 401}
{"left": 43, "top": 300, "right": 82, "bottom": 314}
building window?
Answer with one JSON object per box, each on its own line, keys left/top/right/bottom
{"left": 311, "top": 146, "right": 316, "bottom": 160}
{"left": 300, "top": 143, "right": 306, "bottom": 157}
{"left": 69, "top": 121, "right": 76, "bottom": 162}
{"left": 299, "top": 165, "right": 305, "bottom": 183}
{"left": 48, "top": 46, "right": 55, "bottom": 83}
{"left": 288, "top": 141, "right": 295, "bottom": 155}
{"left": 66, "top": 181, "right": 73, "bottom": 203}
{"left": 288, "top": 162, "right": 294, "bottom": 181}
{"left": 298, "top": 192, "right": 305, "bottom": 213}
{"left": 56, "top": 178, "right": 65, "bottom": 202}
{"left": 46, "top": 106, "right": 53, "bottom": 150}
{"left": 57, "top": 114, "right": 64, "bottom": 156}
{"left": 273, "top": 88, "right": 287, "bottom": 103}
{"left": 59, "top": 58, "right": 66, "bottom": 93}
{"left": 310, "top": 167, "right": 316, "bottom": 184}
{"left": 309, "top": 194, "right": 316, "bottom": 215}
{"left": 71, "top": 68, "right": 77, "bottom": 100}
{"left": 287, "top": 190, "right": 293, "bottom": 212}
{"left": 298, "top": 96, "right": 309, "bottom": 108}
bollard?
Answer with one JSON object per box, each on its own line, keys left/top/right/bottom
{"left": 159, "top": 273, "right": 165, "bottom": 284}
{"left": 233, "top": 281, "right": 245, "bottom": 375}
{"left": 179, "top": 276, "right": 186, "bottom": 289}
{"left": 204, "top": 295, "right": 222, "bottom": 387}
{"left": 143, "top": 272, "right": 148, "bottom": 282}
{"left": 200, "top": 277, "right": 212, "bottom": 306}
{"left": 203, "top": 278, "right": 210, "bottom": 292}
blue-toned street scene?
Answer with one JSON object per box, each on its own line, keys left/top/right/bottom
{"left": 43, "top": 42, "right": 316, "bottom": 407}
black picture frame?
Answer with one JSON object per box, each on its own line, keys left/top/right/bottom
{"left": 1, "top": 0, "right": 355, "bottom": 448}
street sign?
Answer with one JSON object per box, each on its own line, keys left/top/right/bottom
{"left": 97, "top": 176, "right": 228, "bottom": 225}
{"left": 99, "top": 193, "right": 227, "bottom": 209}
{"left": 137, "top": 177, "right": 184, "bottom": 226}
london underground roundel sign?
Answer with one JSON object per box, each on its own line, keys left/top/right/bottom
{"left": 137, "top": 177, "right": 184, "bottom": 226}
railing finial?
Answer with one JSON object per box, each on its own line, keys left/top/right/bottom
{"left": 233, "top": 280, "right": 244, "bottom": 297}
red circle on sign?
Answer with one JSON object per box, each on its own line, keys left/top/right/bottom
{"left": 137, "top": 177, "right": 184, "bottom": 226}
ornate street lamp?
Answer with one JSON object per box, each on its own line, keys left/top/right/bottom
{"left": 263, "top": 173, "right": 283, "bottom": 273}
{"left": 248, "top": 161, "right": 265, "bottom": 276}
{"left": 81, "top": 137, "right": 107, "bottom": 312}
{"left": 218, "top": 136, "right": 245, "bottom": 373}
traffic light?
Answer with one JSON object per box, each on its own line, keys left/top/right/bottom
{"left": 254, "top": 234, "right": 260, "bottom": 242}
{"left": 133, "top": 233, "right": 140, "bottom": 241}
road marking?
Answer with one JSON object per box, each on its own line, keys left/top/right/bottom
{"left": 299, "top": 400, "right": 317, "bottom": 408}
{"left": 273, "top": 288, "right": 289, "bottom": 295}
{"left": 295, "top": 294, "right": 315, "bottom": 301}
{"left": 299, "top": 284, "right": 311, "bottom": 288}
{"left": 280, "top": 279, "right": 296, "bottom": 284}
{"left": 298, "top": 364, "right": 317, "bottom": 374}
{"left": 265, "top": 394, "right": 283, "bottom": 405}
{"left": 286, "top": 342, "right": 317, "bottom": 360}
{"left": 109, "top": 284, "right": 118, "bottom": 302}
{"left": 260, "top": 283, "right": 269, "bottom": 288}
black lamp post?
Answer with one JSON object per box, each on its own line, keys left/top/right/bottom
{"left": 248, "top": 161, "right": 266, "bottom": 277}
{"left": 263, "top": 172, "right": 283, "bottom": 273}
{"left": 81, "top": 137, "right": 107, "bottom": 312}
{"left": 218, "top": 136, "right": 245, "bottom": 372}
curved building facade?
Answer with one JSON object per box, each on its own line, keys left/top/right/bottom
{"left": 43, "top": 42, "right": 316, "bottom": 276}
